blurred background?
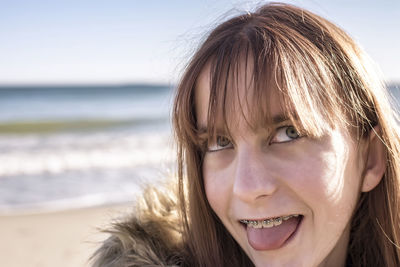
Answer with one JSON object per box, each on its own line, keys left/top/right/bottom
{"left": 0, "top": 0, "right": 398, "bottom": 266}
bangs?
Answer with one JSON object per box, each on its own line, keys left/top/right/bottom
{"left": 175, "top": 4, "right": 377, "bottom": 152}
{"left": 201, "top": 25, "right": 344, "bottom": 144}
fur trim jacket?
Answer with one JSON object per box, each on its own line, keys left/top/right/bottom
{"left": 90, "top": 187, "right": 188, "bottom": 267}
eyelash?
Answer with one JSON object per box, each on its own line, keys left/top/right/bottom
{"left": 205, "top": 125, "right": 301, "bottom": 152}
{"left": 207, "top": 136, "right": 234, "bottom": 152}
{"left": 270, "top": 125, "right": 301, "bottom": 144}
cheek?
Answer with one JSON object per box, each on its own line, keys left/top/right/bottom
{"left": 269, "top": 144, "right": 342, "bottom": 201}
{"left": 297, "top": 150, "right": 346, "bottom": 202}
{"left": 204, "top": 149, "right": 234, "bottom": 170}
{"left": 286, "top": 135, "right": 362, "bottom": 234}
{"left": 307, "top": 135, "right": 361, "bottom": 208}
{"left": 203, "top": 153, "right": 233, "bottom": 218}
{"left": 273, "top": 137, "right": 361, "bottom": 231}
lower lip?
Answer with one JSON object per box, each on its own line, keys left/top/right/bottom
{"left": 241, "top": 215, "right": 303, "bottom": 251}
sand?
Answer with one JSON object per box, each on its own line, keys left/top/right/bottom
{"left": 0, "top": 204, "right": 134, "bottom": 267}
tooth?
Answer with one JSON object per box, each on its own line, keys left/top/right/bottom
{"left": 254, "top": 221, "right": 263, "bottom": 228}
{"left": 262, "top": 219, "right": 274, "bottom": 228}
{"left": 274, "top": 217, "right": 282, "bottom": 226}
{"left": 243, "top": 215, "right": 300, "bottom": 228}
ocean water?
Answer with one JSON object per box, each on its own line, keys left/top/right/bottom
{"left": 0, "top": 84, "right": 399, "bottom": 215}
{"left": 0, "top": 85, "right": 175, "bottom": 214}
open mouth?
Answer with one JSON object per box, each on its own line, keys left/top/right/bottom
{"left": 239, "top": 215, "right": 303, "bottom": 251}
{"left": 240, "top": 214, "right": 300, "bottom": 228}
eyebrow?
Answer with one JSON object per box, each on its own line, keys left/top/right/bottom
{"left": 271, "top": 114, "right": 291, "bottom": 124}
{"left": 196, "top": 113, "right": 291, "bottom": 135}
{"left": 197, "top": 126, "right": 208, "bottom": 135}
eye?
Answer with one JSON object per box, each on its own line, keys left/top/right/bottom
{"left": 270, "top": 126, "right": 300, "bottom": 144}
{"left": 208, "top": 136, "right": 233, "bottom": 152}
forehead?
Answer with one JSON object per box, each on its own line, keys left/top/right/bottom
{"left": 194, "top": 62, "right": 285, "bottom": 131}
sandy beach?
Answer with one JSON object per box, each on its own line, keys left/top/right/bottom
{"left": 0, "top": 204, "right": 134, "bottom": 267}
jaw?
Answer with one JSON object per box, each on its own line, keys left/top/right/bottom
{"left": 316, "top": 223, "right": 351, "bottom": 267}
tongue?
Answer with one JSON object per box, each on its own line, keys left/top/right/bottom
{"left": 247, "top": 216, "right": 300, "bottom": 251}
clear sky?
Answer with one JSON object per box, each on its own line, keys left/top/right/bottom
{"left": 0, "top": 0, "right": 399, "bottom": 85}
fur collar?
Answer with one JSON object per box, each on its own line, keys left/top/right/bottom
{"left": 90, "top": 187, "right": 187, "bottom": 267}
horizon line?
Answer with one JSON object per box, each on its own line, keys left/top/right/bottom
{"left": 0, "top": 82, "right": 175, "bottom": 89}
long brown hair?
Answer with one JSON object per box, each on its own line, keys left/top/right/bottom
{"left": 173, "top": 3, "right": 400, "bottom": 266}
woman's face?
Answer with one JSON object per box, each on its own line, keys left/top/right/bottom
{"left": 195, "top": 67, "right": 368, "bottom": 267}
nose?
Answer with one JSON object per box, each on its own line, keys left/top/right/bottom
{"left": 232, "top": 146, "right": 278, "bottom": 203}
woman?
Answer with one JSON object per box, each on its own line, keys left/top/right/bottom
{"left": 91, "top": 3, "right": 400, "bottom": 266}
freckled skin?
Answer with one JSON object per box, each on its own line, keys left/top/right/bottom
{"left": 195, "top": 65, "right": 366, "bottom": 267}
